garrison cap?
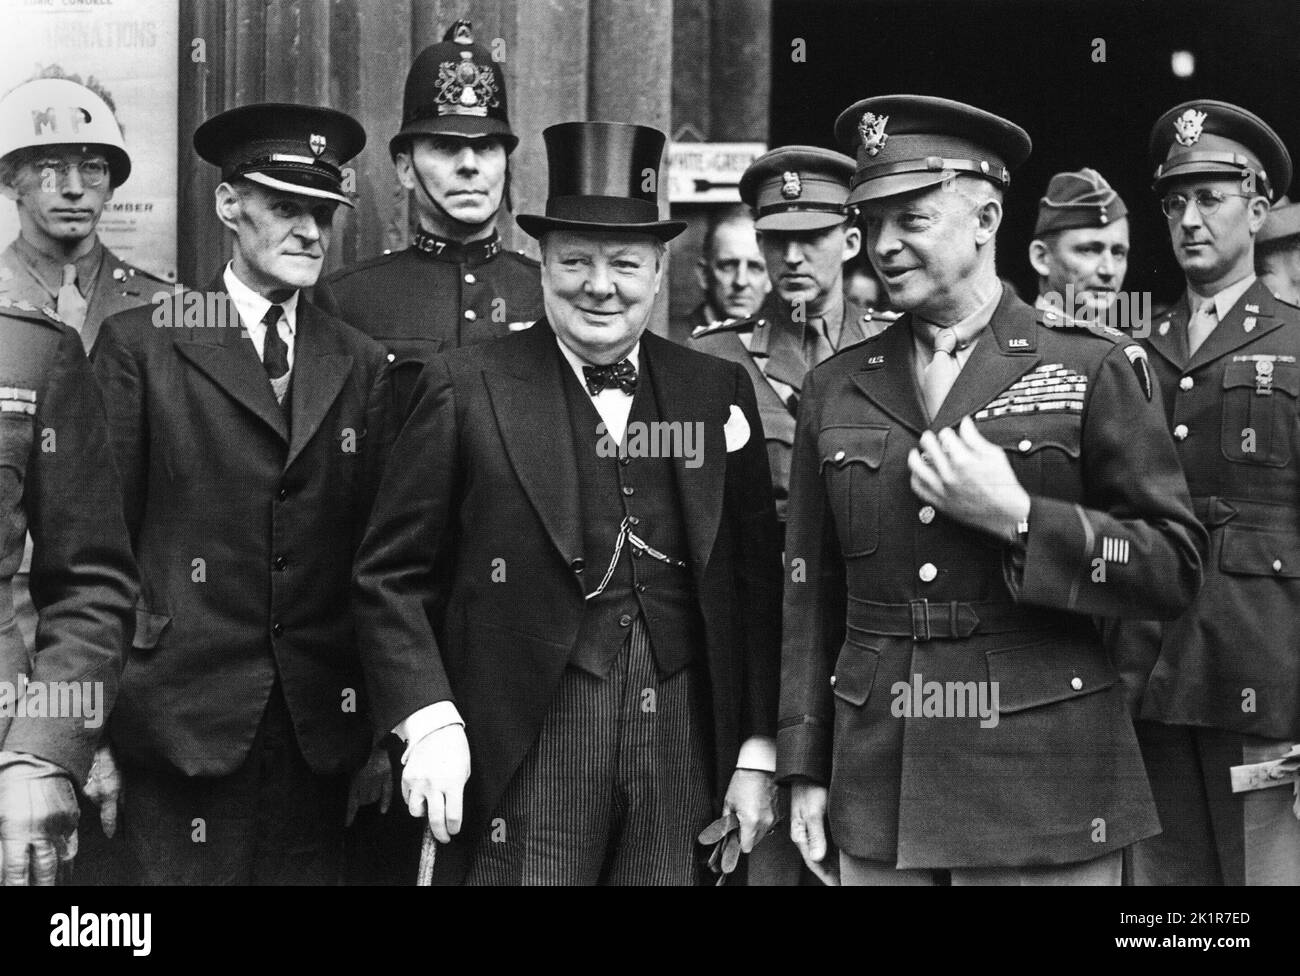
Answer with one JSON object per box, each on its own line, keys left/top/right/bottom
{"left": 1149, "top": 99, "right": 1290, "bottom": 202}
{"left": 1259, "top": 195, "right": 1300, "bottom": 245}
{"left": 1034, "top": 168, "right": 1128, "bottom": 235}
{"left": 194, "top": 102, "right": 365, "bottom": 207}
{"left": 390, "top": 19, "right": 517, "bottom": 158}
{"left": 738, "top": 146, "right": 855, "bottom": 231}
{"left": 834, "top": 94, "right": 1031, "bottom": 204}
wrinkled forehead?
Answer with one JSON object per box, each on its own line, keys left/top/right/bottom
{"left": 542, "top": 229, "right": 662, "bottom": 258}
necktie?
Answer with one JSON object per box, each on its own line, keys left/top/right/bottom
{"left": 1187, "top": 299, "right": 1217, "bottom": 356}
{"left": 921, "top": 328, "right": 960, "bottom": 420}
{"left": 261, "top": 305, "right": 290, "bottom": 381}
{"left": 583, "top": 359, "right": 637, "bottom": 396}
{"left": 803, "top": 318, "right": 835, "bottom": 367}
{"left": 57, "top": 264, "right": 88, "bottom": 333}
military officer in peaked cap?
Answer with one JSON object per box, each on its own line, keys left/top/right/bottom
{"left": 1028, "top": 168, "right": 1131, "bottom": 327}
{"left": 1113, "top": 100, "right": 1300, "bottom": 885}
{"left": 778, "top": 94, "right": 1204, "bottom": 885}
{"left": 0, "top": 298, "right": 136, "bottom": 885}
{"left": 317, "top": 19, "right": 542, "bottom": 419}
{"left": 693, "top": 147, "right": 888, "bottom": 540}
{"left": 1255, "top": 195, "right": 1300, "bottom": 305}
{"left": 90, "top": 103, "right": 437, "bottom": 884}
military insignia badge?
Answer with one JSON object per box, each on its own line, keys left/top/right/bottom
{"left": 1255, "top": 358, "right": 1274, "bottom": 396}
{"left": 1123, "top": 344, "right": 1153, "bottom": 401}
{"left": 858, "top": 112, "right": 889, "bottom": 157}
{"left": 0, "top": 387, "right": 37, "bottom": 416}
{"left": 1244, "top": 316, "right": 1258, "bottom": 333}
{"left": 436, "top": 50, "right": 500, "bottom": 117}
{"left": 781, "top": 171, "right": 802, "bottom": 199}
{"left": 1159, "top": 320, "right": 1170, "bottom": 336}
{"left": 1173, "top": 108, "right": 1208, "bottom": 147}
{"left": 309, "top": 133, "right": 326, "bottom": 157}
{"left": 974, "top": 363, "right": 1088, "bottom": 419}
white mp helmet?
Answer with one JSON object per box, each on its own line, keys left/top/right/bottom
{"left": 0, "top": 77, "right": 131, "bottom": 187}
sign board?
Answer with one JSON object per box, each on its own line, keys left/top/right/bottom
{"left": 0, "top": 0, "right": 179, "bottom": 281}
{"left": 667, "top": 141, "right": 766, "bottom": 204}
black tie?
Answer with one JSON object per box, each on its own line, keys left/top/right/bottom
{"left": 262, "top": 305, "right": 290, "bottom": 381}
{"left": 583, "top": 359, "right": 637, "bottom": 396}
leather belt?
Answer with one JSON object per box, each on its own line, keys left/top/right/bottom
{"left": 847, "top": 596, "right": 1056, "bottom": 641}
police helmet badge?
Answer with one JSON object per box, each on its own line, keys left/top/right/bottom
{"left": 436, "top": 48, "right": 500, "bottom": 117}
{"left": 309, "top": 133, "right": 326, "bottom": 157}
{"left": 781, "top": 171, "right": 802, "bottom": 199}
{"left": 1173, "top": 108, "right": 1208, "bottom": 147}
{"left": 858, "top": 112, "right": 889, "bottom": 157}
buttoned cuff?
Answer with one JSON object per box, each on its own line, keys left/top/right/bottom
{"left": 736, "top": 735, "right": 776, "bottom": 773}
{"left": 393, "top": 701, "right": 464, "bottom": 764}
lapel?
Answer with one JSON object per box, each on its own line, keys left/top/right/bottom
{"left": 642, "top": 332, "right": 729, "bottom": 573}
{"left": 173, "top": 275, "right": 288, "bottom": 444}
{"left": 483, "top": 323, "right": 583, "bottom": 567}
{"left": 82, "top": 249, "right": 150, "bottom": 354}
{"left": 1186, "top": 279, "right": 1283, "bottom": 371}
{"left": 929, "top": 289, "right": 1042, "bottom": 431}
{"left": 286, "top": 301, "right": 355, "bottom": 469}
{"left": 758, "top": 298, "right": 810, "bottom": 392}
{"left": 837, "top": 298, "right": 869, "bottom": 348}
{"left": 848, "top": 318, "right": 927, "bottom": 434}
{"left": 1145, "top": 299, "right": 1189, "bottom": 371}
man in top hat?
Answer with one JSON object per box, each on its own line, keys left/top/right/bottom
{"left": 0, "top": 297, "right": 136, "bottom": 886}
{"left": 1255, "top": 196, "right": 1300, "bottom": 305}
{"left": 778, "top": 94, "right": 1204, "bottom": 885}
{"left": 89, "top": 103, "right": 427, "bottom": 884}
{"left": 671, "top": 204, "right": 769, "bottom": 343}
{"left": 693, "top": 147, "right": 887, "bottom": 537}
{"left": 1028, "top": 168, "right": 1131, "bottom": 326}
{"left": 1113, "top": 101, "right": 1300, "bottom": 885}
{"left": 354, "top": 121, "right": 783, "bottom": 885}
{"left": 317, "top": 19, "right": 542, "bottom": 416}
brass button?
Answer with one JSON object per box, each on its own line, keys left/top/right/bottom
{"left": 1273, "top": 559, "right": 1284, "bottom": 573}
{"left": 1070, "top": 676, "right": 1084, "bottom": 691}
{"left": 1179, "top": 376, "right": 1193, "bottom": 391}
{"left": 1173, "top": 424, "right": 1189, "bottom": 440}
{"left": 918, "top": 562, "right": 937, "bottom": 583}
{"left": 622, "top": 486, "right": 635, "bottom": 496}
{"left": 464, "top": 309, "right": 477, "bottom": 321}
{"left": 386, "top": 352, "right": 395, "bottom": 363}
{"left": 833, "top": 450, "right": 846, "bottom": 462}
{"left": 1018, "top": 439, "right": 1032, "bottom": 453}
{"left": 918, "top": 505, "right": 935, "bottom": 524}
{"left": 618, "top": 614, "right": 633, "bottom": 628}
{"left": 570, "top": 558, "right": 584, "bottom": 574}
{"left": 464, "top": 273, "right": 476, "bottom": 284}
{"left": 829, "top": 675, "right": 837, "bottom": 687}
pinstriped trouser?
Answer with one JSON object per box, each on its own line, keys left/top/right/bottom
{"left": 464, "top": 616, "right": 714, "bottom": 885}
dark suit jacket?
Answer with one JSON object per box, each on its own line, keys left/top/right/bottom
{"left": 0, "top": 306, "right": 136, "bottom": 783}
{"left": 91, "top": 278, "right": 394, "bottom": 778}
{"left": 1111, "top": 280, "right": 1300, "bottom": 737}
{"left": 353, "top": 322, "right": 783, "bottom": 884}
{"left": 778, "top": 288, "right": 1205, "bottom": 868}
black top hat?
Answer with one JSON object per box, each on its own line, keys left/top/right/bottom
{"left": 516, "top": 122, "right": 686, "bottom": 241}
{"left": 390, "top": 20, "right": 517, "bottom": 158}
{"left": 194, "top": 102, "right": 365, "bottom": 207}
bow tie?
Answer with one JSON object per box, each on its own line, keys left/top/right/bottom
{"left": 583, "top": 359, "right": 638, "bottom": 396}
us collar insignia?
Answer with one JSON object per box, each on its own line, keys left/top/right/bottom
{"left": 858, "top": 112, "right": 889, "bottom": 157}
{"left": 309, "top": 133, "right": 326, "bottom": 157}
{"left": 1174, "top": 108, "right": 1208, "bottom": 147}
{"left": 436, "top": 50, "right": 500, "bottom": 117}
{"left": 781, "top": 171, "right": 802, "bottom": 199}
{"left": 1007, "top": 337, "right": 1029, "bottom": 348}
{"left": 112, "top": 267, "right": 128, "bottom": 282}
{"left": 1245, "top": 303, "right": 1260, "bottom": 314}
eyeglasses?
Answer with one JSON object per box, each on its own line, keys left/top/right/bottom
{"left": 29, "top": 158, "right": 110, "bottom": 188}
{"left": 1161, "top": 189, "right": 1253, "bottom": 218}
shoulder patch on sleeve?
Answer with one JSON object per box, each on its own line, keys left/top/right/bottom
{"left": 1123, "top": 344, "right": 1152, "bottom": 401}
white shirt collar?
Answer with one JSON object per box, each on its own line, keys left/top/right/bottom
{"left": 1187, "top": 273, "right": 1256, "bottom": 321}
{"left": 222, "top": 262, "right": 300, "bottom": 334}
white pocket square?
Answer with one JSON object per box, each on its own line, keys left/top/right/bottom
{"left": 724, "top": 404, "right": 750, "bottom": 452}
